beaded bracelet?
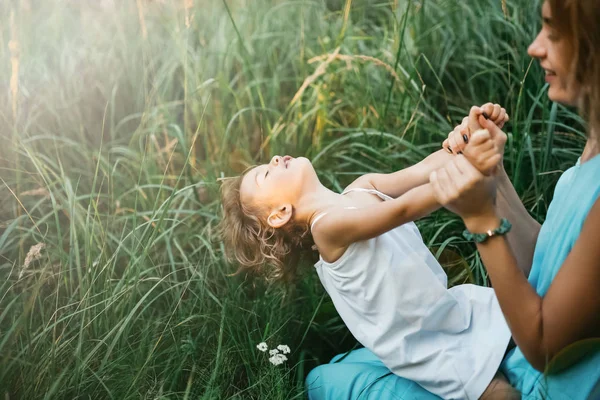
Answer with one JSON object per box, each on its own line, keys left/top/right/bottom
{"left": 462, "top": 218, "right": 512, "bottom": 243}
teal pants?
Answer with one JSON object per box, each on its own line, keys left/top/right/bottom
{"left": 305, "top": 348, "right": 440, "bottom": 400}
{"left": 306, "top": 346, "right": 600, "bottom": 400}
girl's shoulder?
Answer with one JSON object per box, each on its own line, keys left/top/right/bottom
{"left": 343, "top": 174, "right": 377, "bottom": 192}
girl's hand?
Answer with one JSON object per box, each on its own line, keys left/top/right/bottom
{"left": 443, "top": 103, "right": 509, "bottom": 155}
{"left": 429, "top": 151, "right": 498, "bottom": 227}
{"left": 463, "top": 129, "right": 503, "bottom": 176}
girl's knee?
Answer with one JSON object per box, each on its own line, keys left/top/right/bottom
{"left": 306, "top": 363, "right": 374, "bottom": 399}
{"left": 305, "top": 364, "right": 332, "bottom": 399}
{"left": 330, "top": 347, "right": 380, "bottom": 364}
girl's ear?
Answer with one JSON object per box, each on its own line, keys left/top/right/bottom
{"left": 267, "top": 204, "right": 293, "bottom": 228}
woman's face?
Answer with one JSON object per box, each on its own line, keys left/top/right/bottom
{"left": 528, "top": 1, "right": 580, "bottom": 106}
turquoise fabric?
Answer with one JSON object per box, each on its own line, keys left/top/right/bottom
{"left": 306, "top": 156, "right": 600, "bottom": 400}
{"left": 306, "top": 347, "right": 440, "bottom": 400}
{"left": 499, "top": 155, "right": 600, "bottom": 400}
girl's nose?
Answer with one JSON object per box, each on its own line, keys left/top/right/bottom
{"left": 271, "top": 156, "right": 281, "bottom": 166}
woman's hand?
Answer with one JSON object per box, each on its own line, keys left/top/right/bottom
{"left": 443, "top": 103, "right": 509, "bottom": 156}
{"left": 431, "top": 130, "right": 501, "bottom": 231}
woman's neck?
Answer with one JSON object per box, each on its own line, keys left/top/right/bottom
{"left": 581, "top": 134, "right": 600, "bottom": 163}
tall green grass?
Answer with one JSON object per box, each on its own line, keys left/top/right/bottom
{"left": 0, "top": 0, "right": 586, "bottom": 398}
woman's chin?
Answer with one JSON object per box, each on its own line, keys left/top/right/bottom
{"left": 547, "top": 86, "right": 580, "bottom": 107}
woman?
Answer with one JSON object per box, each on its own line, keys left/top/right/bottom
{"left": 306, "top": 0, "right": 600, "bottom": 398}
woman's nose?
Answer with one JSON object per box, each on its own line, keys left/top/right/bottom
{"left": 527, "top": 32, "right": 546, "bottom": 60}
{"left": 271, "top": 156, "right": 281, "bottom": 166}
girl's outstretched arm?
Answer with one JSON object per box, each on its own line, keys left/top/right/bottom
{"left": 356, "top": 104, "right": 508, "bottom": 199}
{"left": 348, "top": 149, "right": 453, "bottom": 199}
{"left": 313, "top": 136, "right": 501, "bottom": 261}
{"left": 312, "top": 183, "right": 441, "bottom": 260}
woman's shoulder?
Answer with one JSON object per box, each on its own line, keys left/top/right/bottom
{"left": 552, "top": 156, "right": 600, "bottom": 200}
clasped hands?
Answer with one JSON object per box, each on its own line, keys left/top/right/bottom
{"left": 430, "top": 103, "right": 509, "bottom": 230}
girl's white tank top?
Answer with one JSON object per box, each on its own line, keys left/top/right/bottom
{"left": 313, "top": 188, "right": 511, "bottom": 400}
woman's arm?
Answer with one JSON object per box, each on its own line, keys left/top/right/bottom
{"left": 494, "top": 166, "right": 541, "bottom": 277}
{"left": 465, "top": 201, "right": 600, "bottom": 372}
{"left": 430, "top": 155, "right": 600, "bottom": 372}
{"left": 449, "top": 110, "right": 541, "bottom": 277}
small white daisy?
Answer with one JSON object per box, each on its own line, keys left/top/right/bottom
{"left": 277, "top": 344, "right": 291, "bottom": 354}
{"left": 256, "top": 342, "right": 268, "bottom": 352}
{"left": 269, "top": 348, "right": 279, "bottom": 356}
{"left": 268, "top": 353, "right": 288, "bottom": 366}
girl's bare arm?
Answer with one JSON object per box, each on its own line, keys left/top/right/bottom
{"left": 347, "top": 149, "right": 453, "bottom": 198}
{"left": 352, "top": 106, "right": 508, "bottom": 200}
{"left": 312, "top": 183, "right": 441, "bottom": 261}
{"left": 318, "top": 131, "right": 500, "bottom": 257}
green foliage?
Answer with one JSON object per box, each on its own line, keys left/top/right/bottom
{"left": 0, "top": 0, "right": 585, "bottom": 398}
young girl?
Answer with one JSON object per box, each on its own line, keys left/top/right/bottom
{"left": 219, "top": 107, "right": 514, "bottom": 399}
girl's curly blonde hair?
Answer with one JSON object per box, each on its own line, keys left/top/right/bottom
{"left": 217, "top": 174, "right": 317, "bottom": 282}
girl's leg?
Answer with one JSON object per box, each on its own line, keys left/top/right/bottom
{"left": 306, "top": 348, "right": 441, "bottom": 400}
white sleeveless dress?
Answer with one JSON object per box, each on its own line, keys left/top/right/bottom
{"left": 313, "top": 188, "right": 511, "bottom": 400}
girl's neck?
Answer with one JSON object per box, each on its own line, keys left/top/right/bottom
{"left": 294, "top": 185, "right": 355, "bottom": 228}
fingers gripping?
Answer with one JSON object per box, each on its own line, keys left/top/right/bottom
{"left": 463, "top": 129, "right": 500, "bottom": 175}
{"left": 443, "top": 103, "right": 509, "bottom": 154}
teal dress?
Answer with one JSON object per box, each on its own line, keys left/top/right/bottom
{"left": 499, "top": 154, "right": 600, "bottom": 399}
{"left": 306, "top": 155, "right": 600, "bottom": 400}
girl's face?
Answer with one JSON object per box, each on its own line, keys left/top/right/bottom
{"left": 240, "top": 155, "right": 318, "bottom": 221}
{"left": 528, "top": 1, "right": 580, "bottom": 106}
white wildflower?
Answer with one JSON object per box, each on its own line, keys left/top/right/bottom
{"left": 20, "top": 243, "right": 45, "bottom": 278}
{"left": 277, "top": 344, "right": 291, "bottom": 354}
{"left": 268, "top": 353, "right": 288, "bottom": 366}
{"left": 256, "top": 342, "right": 268, "bottom": 352}
{"left": 269, "top": 349, "right": 279, "bottom": 356}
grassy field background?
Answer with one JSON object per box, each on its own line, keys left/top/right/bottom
{"left": 0, "top": 0, "right": 587, "bottom": 398}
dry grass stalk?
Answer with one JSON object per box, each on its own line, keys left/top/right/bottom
{"left": 9, "top": 11, "right": 20, "bottom": 122}
{"left": 264, "top": 47, "right": 342, "bottom": 150}
{"left": 307, "top": 53, "right": 402, "bottom": 85}
{"left": 501, "top": 0, "right": 508, "bottom": 18}
{"left": 150, "top": 133, "right": 178, "bottom": 177}
{"left": 290, "top": 47, "right": 341, "bottom": 106}
{"left": 136, "top": 0, "right": 148, "bottom": 40}
{"left": 184, "top": 0, "right": 194, "bottom": 28}
{"left": 21, "top": 187, "right": 50, "bottom": 198}
{"left": 338, "top": 0, "right": 352, "bottom": 42}
{"left": 20, "top": 243, "right": 46, "bottom": 279}
{"left": 261, "top": 47, "right": 343, "bottom": 151}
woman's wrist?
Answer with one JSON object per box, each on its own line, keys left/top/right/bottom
{"left": 496, "top": 160, "right": 509, "bottom": 181}
{"left": 463, "top": 212, "right": 502, "bottom": 234}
